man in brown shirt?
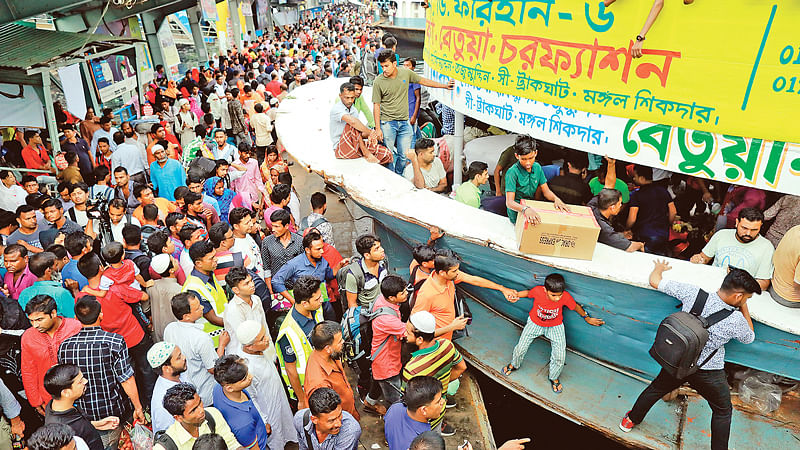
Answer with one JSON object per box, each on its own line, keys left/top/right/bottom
{"left": 303, "top": 321, "right": 363, "bottom": 420}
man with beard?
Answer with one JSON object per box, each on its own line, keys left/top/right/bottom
{"left": 330, "top": 82, "right": 390, "bottom": 164}
{"left": 150, "top": 142, "right": 187, "bottom": 202}
{"left": 146, "top": 123, "right": 181, "bottom": 164}
{"left": 304, "top": 321, "right": 360, "bottom": 421}
{"left": 293, "top": 388, "right": 361, "bottom": 450}
{"left": 147, "top": 342, "right": 188, "bottom": 433}
{"left": 691, "top": 208, "right": 774, "bottom": 290}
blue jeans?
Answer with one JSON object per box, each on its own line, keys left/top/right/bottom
{"left": 380, "top": 120, "right": 412, "bottom": 175}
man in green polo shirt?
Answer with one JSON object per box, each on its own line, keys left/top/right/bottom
{"left": 505, "top": 136, "right": 569, "bottom": 223}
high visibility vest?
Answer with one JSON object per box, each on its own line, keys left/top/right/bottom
{"left": 276, "top": 307, "right": 323, "bottom": 399}
{"left": 182, "top": 273, "right": 227, "bottom": 347}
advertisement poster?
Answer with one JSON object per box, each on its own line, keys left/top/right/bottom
{"left": 90, "top": 55, "right": 138, "bottom": 103}
{"left": 423, "top": 1, "right": 800, "bottom": 144}
{"left": 157, "top": 19, "right": 182, "bottom": 80}
{"left": 200, "top": 0, "right": 219, "bottom": 21}
{"left": 426, "top": 66, "right": 800, "bottom": 195}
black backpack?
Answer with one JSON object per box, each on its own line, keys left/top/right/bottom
{"left": 649, "top": 290, "right": 734, "bottom": 379}
{"left": 155, "top": 409, "right": 216, "bottom": 450}
{"left": 400, "top": 265, "right": 427, "bottom": 322}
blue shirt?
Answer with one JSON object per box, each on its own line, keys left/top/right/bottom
{"left": 407, "top": 82, "right": 421, "bottom": 119}
{"left": 18, "top": 280, "right": 75, "bottom": 318}
{"left": 150, "top": 159, "right": 186, "bottom": 202}
{"left": 384, "top": 403, "right": 430, "bottom": 450}
{"left": 212, "top": 385, "right": 269, "bottom": 450}
{"left": 294, "top": 409, "right": 361, "bottom": 450}
{"left": 62, "top": 258, "right": 88, "bottom": 290}
{"left": 271, "top": 253, "right": 334, "bottom": 294}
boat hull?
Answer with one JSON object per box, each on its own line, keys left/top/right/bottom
{"left": 352, "top": 201, "right": 800, "bottom": 448}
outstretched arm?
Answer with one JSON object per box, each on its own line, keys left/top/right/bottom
{"left": 419, "top": 77, "right": 455, "bottom": 90}
{"left": 632, "top": 0, "right": 665, "bottom": 58}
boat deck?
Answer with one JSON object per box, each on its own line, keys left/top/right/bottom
{"left": 458, "top": 297, "right": 800, "bottom": 449}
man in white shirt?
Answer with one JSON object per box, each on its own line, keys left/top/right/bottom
{"left": 110, "top": 132, "right": 148, "bottom": 186}
{"left": 691, "top": 207, "right": 774, "bottom": 290}
{"left": 147, "top": 342, "right": 187, "bottom": 433}
{"left": 90, "top": 116, "right": 118, "bottom": 155}
{"left": 0, "top": 170, "right": 27, "bottom": 212}
{"left": 403, "top": 138, "right": 447, "bottom": 192}
{"left": 163, "top": 293, "right": 228, "bottom": 406}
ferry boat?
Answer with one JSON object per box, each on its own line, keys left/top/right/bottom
{"left": 276, "top": 3, "right": 800, "bottom": 446}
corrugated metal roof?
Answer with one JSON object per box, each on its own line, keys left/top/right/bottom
{"left": 0, "top": 23, "right": 140, "bottom": 71}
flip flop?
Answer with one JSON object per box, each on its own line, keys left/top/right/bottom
{"left": 502, "top": 364, "right": 517, "bottom": 376}
{"left": 550, "top": 379, "right": 563, "bottom": 394}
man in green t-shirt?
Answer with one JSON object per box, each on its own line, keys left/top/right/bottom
{"left": 372, "top": 50, "right": 454, "bottom": 175}
{"left": 504, "top": 136, "right": 568, "bottom": 223}
{"left": 588, "top": 157, "right": 630, "bottom": 203}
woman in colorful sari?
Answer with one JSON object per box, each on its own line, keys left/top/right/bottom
{"left": 204, "top": 176, "right": 243, "bottom": 223}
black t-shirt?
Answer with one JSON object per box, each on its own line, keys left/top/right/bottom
{"left": 629, "top": 183, "right": 673, "bottom": 239}
{"left": 547, "top": 173, "right": 593, "bottom": 205}
{"left": 45, "top": 402, "right": 103, "bottom": 450}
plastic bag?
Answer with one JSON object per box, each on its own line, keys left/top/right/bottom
{"left": 129, "top": 422, "right": 154, "bottom": 450}
{"left": 739, "top": 375, "right": 782, "bottom": 414}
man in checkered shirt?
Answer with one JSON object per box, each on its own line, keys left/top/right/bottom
{"left": 58, "top": 296, "right": 146, "bottom": 449}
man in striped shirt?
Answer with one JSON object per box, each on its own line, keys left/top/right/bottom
{"left": 401, "top": 311, "right": 466, "bottom": 437}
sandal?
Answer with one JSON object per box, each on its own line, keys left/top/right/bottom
{"left": 502, "top": 364, "right": 517, "bottom": 376}
{"left": 550, "top": 379, "right": 563, "bottom": 394}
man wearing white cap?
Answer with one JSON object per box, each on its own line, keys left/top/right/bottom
{"left": 236, "top": 320, "right": 297, "bottom": 450}
{"left": 149, "top": 140, "right": 186, "bottom": 202}
{"left": 147, "top": 253, "right": 183, "bottom": 341}
{"left": 147, "top": 342, "right": 188, "bottom": 433}
{"left": 401, "top": 311, "right": 467, "bottom": 437}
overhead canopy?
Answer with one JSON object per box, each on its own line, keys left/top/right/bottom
{"left": 0, "top": 23, "right": 140, "bottom": 74}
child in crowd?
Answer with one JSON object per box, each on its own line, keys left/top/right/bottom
{"left": 99, "top": 242, "right": 152, "bottom": 291}
{"left": 502, "top": 274, "right": 604, "bottom": 393}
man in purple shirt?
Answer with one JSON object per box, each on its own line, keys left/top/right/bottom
{"left": 2, "top": 244, "right": 37, "bottom": 300}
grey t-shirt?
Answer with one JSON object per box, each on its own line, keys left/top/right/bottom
{"left": 372, "top": 67, "right": 422, "bottom": 122}
{"left": 588, "top": 196, "right": 631, "bottom": 251}
{"left": 8, "top": 228, "right": 42, "bottom": 250}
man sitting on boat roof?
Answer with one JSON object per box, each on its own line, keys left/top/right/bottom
{"left": 690, "top": 207, "right": 774, "bottom": 291}
{"left": 329, "top": 82, "right": 392, "bottom": 165}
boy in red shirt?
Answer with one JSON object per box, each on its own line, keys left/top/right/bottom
{"left": 502, "top": 274, "right": 604, "bottom": 393}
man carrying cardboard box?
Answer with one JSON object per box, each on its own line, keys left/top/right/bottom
{"left": 504, "top": 136, "right": 569, "bottom": 224}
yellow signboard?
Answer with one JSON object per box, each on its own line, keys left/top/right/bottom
{"left": 423, "top": 0, "right": 799, "bottom": 143}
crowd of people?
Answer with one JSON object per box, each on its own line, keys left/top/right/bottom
{"left": 0, "top": 2, "right": 797, "bottom": 450}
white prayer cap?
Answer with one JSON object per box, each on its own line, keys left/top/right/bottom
{"left": 237, "top": 320, "right": 262, "bottom": 345}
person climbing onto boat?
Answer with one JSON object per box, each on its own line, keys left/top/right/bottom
{"left": 620, "top": 261, "right": 758, "bottom": 450}
{"left": 502, "top": 274, "right": 604, "bottom": 393}
{"left": 504, "top": 136, "right": 569, "bottom": 224}
{"left": 330, "top": 82, "right": 392, "bottom": 165}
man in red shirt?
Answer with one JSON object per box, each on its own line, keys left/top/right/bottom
{"left": 21, "top": 294, "right": 82, "bottom": 414}
{"left": 371, "top": 275, "right": 408, "bottom": 406}
{"left": 502, "top": 273, "right": 604, "bottom": 393}
{"left": 22, "top": 130, "right": 55, "bottom": 177}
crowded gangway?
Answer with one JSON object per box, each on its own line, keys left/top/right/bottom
{"left": 0, "top": 2, "right": 797, "bottom": 450}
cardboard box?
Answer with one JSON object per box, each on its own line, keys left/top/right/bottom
{"left": 514, "top": 200, "right": 601, "bottom": 260}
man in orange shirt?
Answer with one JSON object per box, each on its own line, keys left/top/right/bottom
{"left": 303, "top": 321, "right": 364, "bottom": 419}
{"left": 132, "top": 184, "right": 177, "bottom": 222}
{"left": 411, "top": 249, "right": 518, "bottom": 341}
{"left": 22, "top": 130, "right": 55, "bottom": 177}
